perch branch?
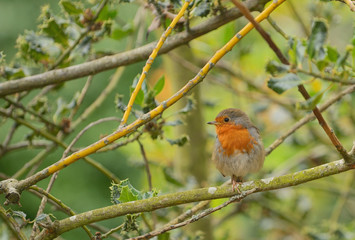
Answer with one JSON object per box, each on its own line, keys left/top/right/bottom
{"left": 35, "top": 157, "right": 355, "bottom": 239}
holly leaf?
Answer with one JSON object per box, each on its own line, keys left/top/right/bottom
{"left": 166, "top": 135, "right": 189, "bottom": 146}
{"left": 119, "top": 185, "right": 139, "bottom": 203}
{"left": 307, "top": 19, "right": 328, "bottom": 60}
{"left": 110, "top": 179, "right": 141, "bottom": 204}
{"left": 266, "top": 60, "right": 290, "bottom": 76}
{"left": 40, "top": 18, "right": 69, "bottom": 47}
{"left": 192, "top": 0, "right": 211, "bottom": 17}
{"left": 268, "top": 73, "right": 302, "bottom": 94}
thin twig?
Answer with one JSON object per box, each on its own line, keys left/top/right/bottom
{"left": 72, "top": 68, "right": 125, "bottom": 128}
{"left": 137, "top": 140, "right": 153, "bottom": 191}
{"left": 266, "top": 84, "right": 355, "bottom": 155}
{"left": 267, "top": 17, "right": 289, "bottom": 39}
{"left": 30, "top": 172, "right": 59, "bottom": 239}
{"left": 97, "top": 131, "right": 143, "bottom": 152}
{"left": 4, "top": 97, "right": 61, "bottom": 131}
{"left": 69, "top": 75, "right": 93, "bottom": 120}
{"left": 4, "top": 140, "right": 51, "bottom": 153}
{"left": 63, "top": 117, "right": 121, "bottom": 158}
{"left": 101, "top": 224, "right": 124, "bottom": 239}
{"left": 129, "top": 189, "right": 257, "bottom": 240}
{"left": 287, "top": 1, "right": 310, "bottom": 36}
{"left": 0, "top": 205, "right": 27, "bottom": 240}
{"left": 297, "top": 68, "right": 355, "bottom": 85}
{"left": 232, "top": 0, "right": 350, "bottom": 161}
{"left": 0, "top": 122, "right": 18, "bottom": 157}
{"left": 29, "top": 185, "right": 94, "bottom": 238}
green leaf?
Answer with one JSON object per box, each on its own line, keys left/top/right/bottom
{"left": 296, "top": 85, "right": 331, "bottom": 110}
{"left": 119, "top": 185, "right": 138, "bottom": 203}
{"left": 167, "top": 135, "right": 189, "bottom": 146}
{"left": 296, "top": 39, "right": 306, "bottom": 64}
{"left": 265, "top": 60, "right": 290, "bottom": 76}
{"left": 307, "top": 19, "right": 328, "bottom": 59}
{"left": 158, "top": 233, "right": 171, "bottom": 240}
{"left": 110, "top": 179, "right": 141, "bottom": 204}
{"left": 130, "top": 74, "right": 145, "bottom": 106}
{"left": 123, "top": 214, "right": 139, "bottom": 232}
{"left": 98, "top": 5, "right": 117, "bottom": 20}
{"left": 326, "top": 46, "right": 339, "bottom": 62}
{"left": 153, "top": 75, "right": 165, "bottom": 95}
{"left": 163, "top": 167, "right": 184, "bottom": 186}
{"left": 192, "top": 0, "right": 211, "bottom": 17}
{"left": 268, "top": 73, "right": 302, "bottom": 94}
{"left": 336, "top": 50, "right": 350, "bottom": 69}
{"left": 111, "top": 24, "right": 134, "bottom": 40}
{"left": 40, "top": 18, "right": 69, "bottom": 47}
{"left": 16, "top": 31, "right": 57, "bottom": 62}
{"left": 3, "top": 66, "right": 26, "bottom": 80}
{"left": 129, "top": 87, "right": 144, "bottom": 106}
{"left": 60, "top": 0, "right": 83, "bottom": 15}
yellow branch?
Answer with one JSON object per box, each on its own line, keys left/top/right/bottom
{"left": 16, "top": 0, "right": 286, "bottom": 190}
{"left": 344, "top": 0, "right": 355, "bottom": 11}
{"left": 119, "top": 0, "right": 192, "bottom": 127}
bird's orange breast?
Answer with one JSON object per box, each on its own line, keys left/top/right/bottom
{"left": 216, "top": 124, "right": 256, "bottom": 156}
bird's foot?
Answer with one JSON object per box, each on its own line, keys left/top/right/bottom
{"left": 231, "top": 175, "right": 243, "bottom": 194}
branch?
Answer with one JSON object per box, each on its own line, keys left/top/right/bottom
{"left": 129, "top": 189, "right": 257, "bottom": 240}
{"left": 0, "top": 0, "right": 269, "bottom": 97}
{"left": 265, "top": 84, "right": 355, "bottom": 155}
{"left": 0, "top": 205, "right": 27, "bottom": 240}
{"left": 35, "top": 157, "right": 355, "bottom": 239}
{"left": 120, "top": 0, "right": 191, "bottom": 127}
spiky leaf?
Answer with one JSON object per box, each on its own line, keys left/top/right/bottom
{"left": 268, "top": 73, "right": 302, "bottom": 94}
{"left": 307, "top": 19, "right": 328, "bottom": 59}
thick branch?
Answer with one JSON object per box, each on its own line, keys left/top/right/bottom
{"left": 36, "top": 158, "right": 355, "bottom": 239}
{"left": 0, "top": 0, "right": 268, "bottom": 97}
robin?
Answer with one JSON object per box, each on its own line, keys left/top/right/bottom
{"left": 208, "top": 108, "right": 265, "bottom": 192}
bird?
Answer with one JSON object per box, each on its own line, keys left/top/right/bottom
{"left": 207, "top": 108, "right": 265, "bottom": 192}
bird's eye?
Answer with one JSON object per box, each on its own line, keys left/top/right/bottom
{"left": 224, "top": 117, "right": 229, "bottom": 122}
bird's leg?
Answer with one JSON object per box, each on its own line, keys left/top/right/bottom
{"left": 231, "top": 175, "right": 243, "bottom": 193}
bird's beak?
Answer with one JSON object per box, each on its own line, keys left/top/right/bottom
{"left": 207, "top": 120, "right": 217, "bottom": 125}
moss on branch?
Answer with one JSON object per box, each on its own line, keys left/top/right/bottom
{"left": 37, "top": 158, "right": 355, "bottom": 239}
